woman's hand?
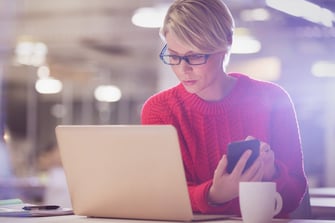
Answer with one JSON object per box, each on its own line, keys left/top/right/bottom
{"left": 208, "top": 149, "right": 263, "bottom": 205}
{"left": 246, "top": 136, "right": 277, "bottom": 181}
{"left": 259, "top": 140, "right": 277, "bottom": 181}
{"left": 208, "top": 136, "right": 277, "bottom": 205}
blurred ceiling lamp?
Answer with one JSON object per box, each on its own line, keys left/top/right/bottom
{"left": 15, "top": 41, "right": 48, "bottom": 66}
{"left": 231, "top": 28, "right": 261, "bottom": 54}
{"left": 266, "top": 0, "right": 334, "bottom": 27}
{"left": 35, "top": 78, "right": 63, "bottom": 94}
{"left": 3, "top": 127, "right": 11, "bottom": 143}
{"left": 132, "top": 4, "right": 168, "bottom": 28}
{"left": 94, "top": 85, "right": 122, "bottom": 102}
{"left": 240, "top": 8, "right": 271, "bottom": 22}
{"left": 312, "top": 61, "right": 335, "bottom": 77}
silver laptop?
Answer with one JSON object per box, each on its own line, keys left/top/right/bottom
{"left": 55, "top": 125, "right": 233, "bottom": 221}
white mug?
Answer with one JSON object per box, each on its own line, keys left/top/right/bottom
{"left": 239, "top": 182, "right": 283, "bottom": 223}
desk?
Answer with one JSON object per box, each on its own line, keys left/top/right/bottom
{"left": 310, "top": 187, "right": 335, "bottom": 198}
{"left": 2, "top": 215, "right": 335, "bottom": 223}
{"left": 309, "top": 187, "right": 335, "bottom": 219}
{"left": 310, "top": 197, "right": 335, "bottom": 219}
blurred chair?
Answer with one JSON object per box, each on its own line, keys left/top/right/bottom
{"left": 289, "top": 188, "right": 312, "bottom": 219}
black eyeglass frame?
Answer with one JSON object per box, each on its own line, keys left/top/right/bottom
{"left": 159, "top": 44, "right": 211, "bottom": 66}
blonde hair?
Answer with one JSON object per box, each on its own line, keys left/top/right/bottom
{"left": 160, "top": 0, "right": 235, "bottom": 54}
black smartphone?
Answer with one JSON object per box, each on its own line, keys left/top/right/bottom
{"left": 226, "top": 139, "right": 260, "bottom": 174}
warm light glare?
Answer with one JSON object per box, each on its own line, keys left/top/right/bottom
{"left": 15, "top": 41, "right": 48, "bottom": 66}
{"left": 231, "top": 28, "right": 262, "bottom": 54}
{"left": 266, "top": 0, "right": 334, "bottom": 27}
{"left": 3, "top": 132, "right": 11, "bottom": 143}
{"left": 312, "top": 61, "right": 335, "bottom": 77}
{"left": 94, "top": 85, "right": 122, "bottom": 102}
{"left": 35, "top": 78, "right": 63, "bottom": 94}
{"left": 132, "top": 5, "right": 168, "bottom": 28}
{"left": 231, "top": 36, "right": 261, "bottom": 54}
{"left": 240, "top": 8, "right": 271, "bottom": 21}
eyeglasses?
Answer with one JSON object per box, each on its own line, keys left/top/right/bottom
{"left": 159, "top": 44, "right": 210, "bottom": 65}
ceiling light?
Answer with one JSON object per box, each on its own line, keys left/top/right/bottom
{"left": 231, "top": 36, "right": 261, "bottom": 54}
{"left": 312, "top": 61, "right": 335, "bottom": 77}
{"left": 94, "top": 85, "right": 122, "bottom": 102}
{"left": 231, "top": 29, "right": 262, "bottom": 54}
{"left": 240, "top": 8, "right": 271, "bottom": 21}
{"left": 132, "top": 5, "right": 168, "bottom": 28}
{"left": 15, "top": 41, "right": 48, "bottom": 66}
{"left": 266, "top": 0, "right": 334, "bottom": 27}
{"left": 35, "top": 78, "right": 63, "bottom": 94}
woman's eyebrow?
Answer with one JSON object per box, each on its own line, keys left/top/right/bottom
{"left": 167, "top": 47, "right": 197, "bottom": 55}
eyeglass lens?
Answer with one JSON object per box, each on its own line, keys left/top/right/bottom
{"left": 159, "top": 44, "right": 209, "bottom": 65}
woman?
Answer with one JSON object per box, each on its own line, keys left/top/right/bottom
{"left": 141, "top": 0, "right": 307, "bottom": 217}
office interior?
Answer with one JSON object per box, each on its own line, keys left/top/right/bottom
{"left": 0, "top": 0, "right": 334, "bottom": 204}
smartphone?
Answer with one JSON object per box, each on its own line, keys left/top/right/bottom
{"left": 226, "top": 139, "right": 260, "bottom": 174}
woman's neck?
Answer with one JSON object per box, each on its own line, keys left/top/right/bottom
{"left": 196, "top": 73, "right": 237, "bottom": 101}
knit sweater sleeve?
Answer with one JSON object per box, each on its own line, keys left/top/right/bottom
{"left": 185, "top": 81, "right": 308, "bottom": 215}
{"left": 265, "top": 84, "right": 307, "bottom": 215}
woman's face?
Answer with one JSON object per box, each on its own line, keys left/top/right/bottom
{"left": 165, "top": 32, "right": 227, "bottom": 101}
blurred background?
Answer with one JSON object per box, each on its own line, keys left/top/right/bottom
{"left": 0, "top": 0, "right": 334, "bottom": 203}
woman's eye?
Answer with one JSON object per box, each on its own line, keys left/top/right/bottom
{"left": 188, "top": 54, "right": 203, "bottom": 60}
{"left": 170, "top": 55, "right": 180, "bottom": 61}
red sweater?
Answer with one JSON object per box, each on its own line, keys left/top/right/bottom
{"left": 141, "top": 73, "right": 307, "bottom": 216}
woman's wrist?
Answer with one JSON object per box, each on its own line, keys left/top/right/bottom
{"left": 207, "top": 185, "right": 232, "bottom": 206}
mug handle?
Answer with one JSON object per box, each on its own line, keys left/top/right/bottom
{"left": 273, "top": 192, "right": 283, "bottom": 216}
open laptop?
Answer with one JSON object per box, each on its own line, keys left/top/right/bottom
{"left": 55, "top": 125, "right": 233, "bottom": 221}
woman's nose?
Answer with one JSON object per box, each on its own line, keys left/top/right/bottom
{"left": 179, "top": 59, "right": 192, "bottom": 72}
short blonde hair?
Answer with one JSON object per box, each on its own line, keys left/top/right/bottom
{"left": 160, "top": 0, "right": 235, "bottom": 54}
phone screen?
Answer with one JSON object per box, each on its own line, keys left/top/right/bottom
{"left": 226, "top": 139, "right": 260, "bottom": 174}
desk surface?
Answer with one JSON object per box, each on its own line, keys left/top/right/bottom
{"left": 311, "top": 197, "right": 335, "bottom": 208}
{"left": 311, "top": 197, "right": 335, "bottom": 219}
{"left": 1, "top": 215, "right": 335, "bottom": 223}
{"left": 309, "top": 188, "right": 335, "bottom": 219}
{"left": 310, "top": 187, "right": 335, "bottom": 198}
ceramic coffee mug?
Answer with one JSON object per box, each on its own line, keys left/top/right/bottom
{"left": 239, "top": 182, "right": 283, "bottom": 223}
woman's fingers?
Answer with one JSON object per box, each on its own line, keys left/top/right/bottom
{"left": 214, "top": 155, "right": 228, "bottom": 177}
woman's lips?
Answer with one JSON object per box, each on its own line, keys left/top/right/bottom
{"left": 182, "top": 80, "right": 197, "bottom": 86}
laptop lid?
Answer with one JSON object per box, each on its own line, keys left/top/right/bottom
{"left": 55, "top": 125, "right": 194, "bottom": 221}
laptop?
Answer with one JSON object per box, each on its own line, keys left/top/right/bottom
{"left": 55, "top": 125, "right": 233, "bottom": 221}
